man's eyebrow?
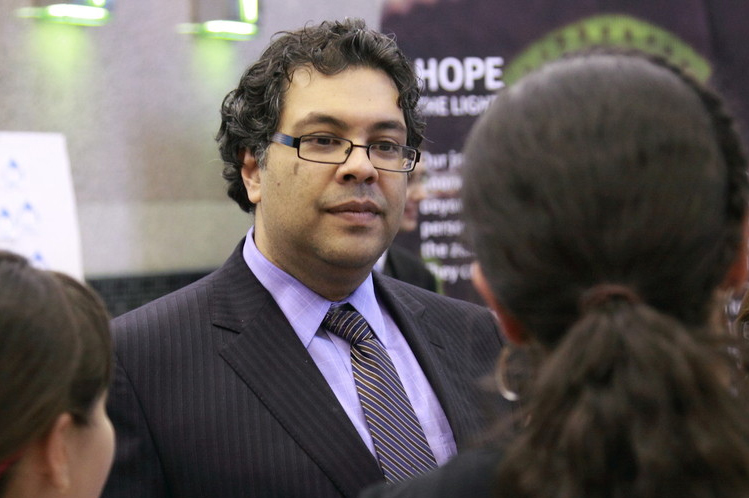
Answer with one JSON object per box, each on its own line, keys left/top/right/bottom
{"left": 295, "top": 113, "right": 349, "bottom": 130}
{"left": 369, "top": 120, "right": 407, "bottom": 134}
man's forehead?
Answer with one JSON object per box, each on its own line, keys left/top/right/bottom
{"left": 285, "top": 64, "right": 398, "bottom": 92}
{"left": 279, "top": 67, "right": 406, "bottom": 132}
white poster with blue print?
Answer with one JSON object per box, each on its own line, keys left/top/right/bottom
{"left": 0, "top": 132, "right": 83, "bottom": 280}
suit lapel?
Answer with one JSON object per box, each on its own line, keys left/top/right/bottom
{"left": 373, "top": 273, "right": 482, "bottom": 449}
{"left": 210, "top": 244, "right": 383, "bottom": 497}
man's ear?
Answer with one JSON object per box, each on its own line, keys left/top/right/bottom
{"left": 471, "top": 262, "right": 527, "bottom": 345}
{"left": 38, "top": 413, "right": 74, "bottom": 494}
{"left": 240, "top": 149, "right": 262, "bottom": 205}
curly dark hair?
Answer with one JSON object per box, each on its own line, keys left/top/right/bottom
{"left": 462, "top": 49, "right": 749, "bottom": 498}
{"left": 216, "top": 18, "right": 425, "bottom": 213}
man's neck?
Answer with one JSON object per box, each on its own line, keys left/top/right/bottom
{"left": 287, "top": 262, "right": 373, "bottom": 301}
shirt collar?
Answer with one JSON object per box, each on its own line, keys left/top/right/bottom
{"left": 242, "top": 227, "right": 390, "bottom": 348}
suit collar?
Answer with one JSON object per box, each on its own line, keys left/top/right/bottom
{"left": 372, "top": 272, "right": 437, "bottom": 348}
{"left": 373, "top": 273, "right": 487, "bottom": 448}
{"left": 211, "top": 240, "right": 384, "bottom": 496}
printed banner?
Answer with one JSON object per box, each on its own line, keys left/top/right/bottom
{"left": 0, "top": 132, "right": 83, "bottom": 280}
{"left": 381, "top": 0, "right": 749, "bottom": 303}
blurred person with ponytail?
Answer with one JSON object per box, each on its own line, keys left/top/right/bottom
{"left": 0, "top": 251, "right": 114, "bottom": 498}
{"left": 361, "top": 49, "right": 749, "bottom": 498}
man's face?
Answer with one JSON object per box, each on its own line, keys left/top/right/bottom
{"left": 242, "top": 66, "right": 409, "bottom": 297}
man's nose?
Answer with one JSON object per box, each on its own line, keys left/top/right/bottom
{"left": 337, "top": 145, "right": 379, "bottom": 184}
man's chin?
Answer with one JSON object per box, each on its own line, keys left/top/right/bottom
{"left": 330, "top": 254, "right": 381, "bottom": 271}
{"left": 321, "top": 245, "right": 385, "bottom": 272}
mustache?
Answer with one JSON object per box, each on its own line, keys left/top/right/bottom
{"left": 321, "top": 186, "right": 389, "bottom": 213}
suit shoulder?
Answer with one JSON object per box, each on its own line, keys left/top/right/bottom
{"left": 427, "top": 290, "right": 491, "bottom": 316}
{"left": 380, "top": 274, "right": 493, "bottom": 318}
{"left": 111, "top": 271, "right": 215, "bottom": 335}
{"left": 391, "top": 276, "right": 484, "bottom": 306}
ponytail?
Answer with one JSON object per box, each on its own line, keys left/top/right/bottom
{"left": 496, "top": 298, "right": 749, "bottom": 498}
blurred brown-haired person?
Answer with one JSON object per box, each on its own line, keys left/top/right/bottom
{"left": 362, "top": 49, "right": 749, "bottom": 498}
{"left": 0, "top": 250, "right": 114, "bottom": 498}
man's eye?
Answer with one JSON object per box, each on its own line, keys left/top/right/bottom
{"left": 371, "top": 143, "right": 401, "bottom": 155}
{"left": 303, "top": 136, "right": 343, "bottom": 147}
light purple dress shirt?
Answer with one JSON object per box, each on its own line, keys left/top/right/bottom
{"left": 243, "top": 227, "right": 457, "bottom": 466}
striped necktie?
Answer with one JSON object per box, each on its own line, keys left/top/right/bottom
{"left": 323, "top": 305, "right": 437, "bottom": 482}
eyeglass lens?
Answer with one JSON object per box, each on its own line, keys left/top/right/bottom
{"left": 299, "top": 136, "right": 414, "bottom": 171}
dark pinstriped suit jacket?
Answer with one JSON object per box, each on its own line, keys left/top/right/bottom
{"left": 103, "top": 240, "right": 508, "bottom": 498}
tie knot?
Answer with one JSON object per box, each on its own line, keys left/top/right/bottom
{"left": 323, "top": 306, "right": 373, "bottom": 345}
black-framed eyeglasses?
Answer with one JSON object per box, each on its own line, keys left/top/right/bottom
{"left": 271, "top": 132, "right": 419, "bottom": 173}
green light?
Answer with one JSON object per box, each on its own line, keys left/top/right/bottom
{"left": 204, "top": 20, "right": 255, "bottom": 36}
{"left": 179, "top": 20, "right": 257, "bottom": 41}
{"left": 47, "top": 4, "right": 107, "bottom": 19}
{"left": 239, "top": 0, "right": 258, "bottom": 23}
{"left": 16, "top": 4, "right": 110, "bottom": 26}
{"left": 178, "top": 0, "right": 259, "bottom": 41}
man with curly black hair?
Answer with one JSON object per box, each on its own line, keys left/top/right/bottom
{"left": 103, "top": 19, "right": 508, "bottom": 498}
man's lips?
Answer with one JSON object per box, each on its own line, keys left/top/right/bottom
{"left": 326, "top": 200, "right": 383, "bottom": 215}
{"left": 326, "top": 200, "right": 383, "bottom": 224}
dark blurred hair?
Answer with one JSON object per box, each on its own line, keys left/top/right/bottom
{"left": 216, "top": 17, "right": 425, "bottom": 213}
{"left": 462, "top": 50, "right": 749, "bottom": 498}
{"left": 0, "top": 251, "right": 112, "bottom": 491}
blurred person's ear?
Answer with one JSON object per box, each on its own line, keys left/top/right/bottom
{"left": 722, "top": 217, "right": 749, "bottom": 291}
{"left": 40, "top": 413, "right": 74, "bottom": 494}
{"left": 471, "top": 262, "right": 527, "bottom": 345}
